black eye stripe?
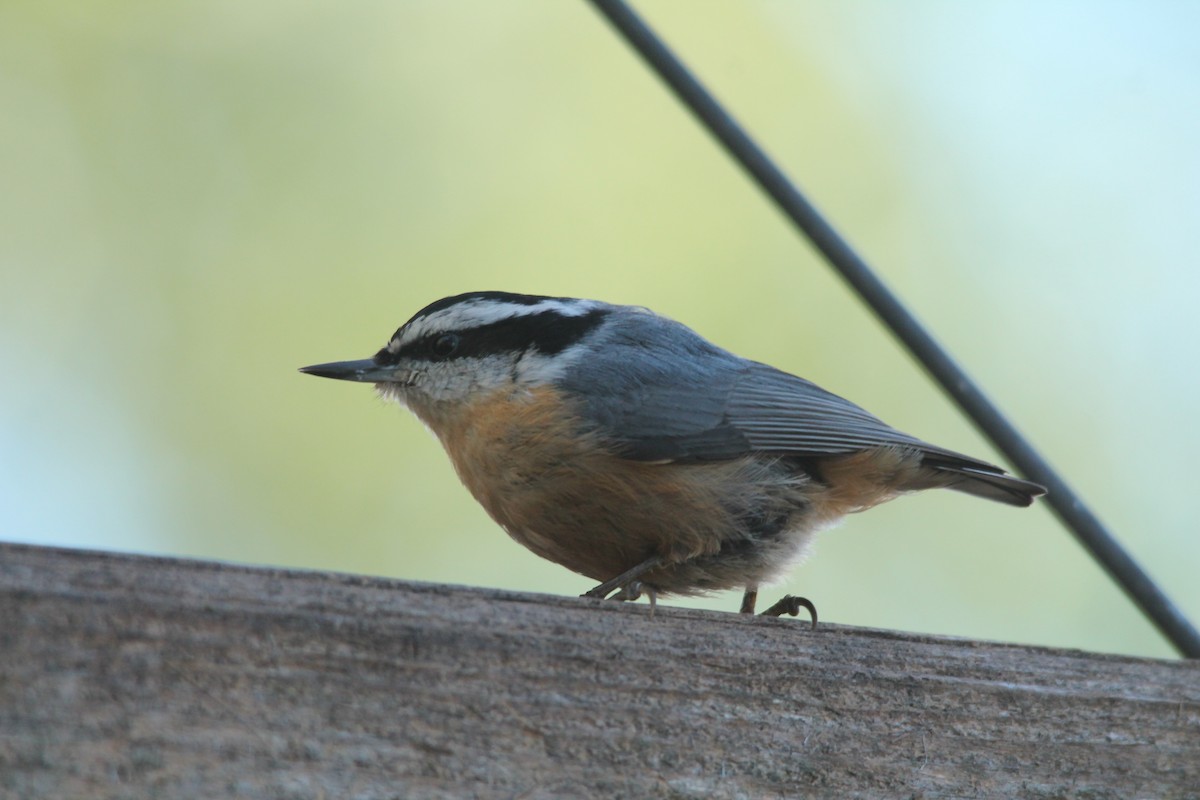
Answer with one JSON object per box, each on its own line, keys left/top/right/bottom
{"left": 381, "top": 308, "right": 610, "bottom": 365}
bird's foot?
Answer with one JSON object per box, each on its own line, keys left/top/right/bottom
{"left": 761, "top": 595, "right": 818, "bottom": 630}
{"left": 612, "top": 581, "right": 657, "bottom": 617}
{"left": 582, "top": 556, "right": 663, "bottom": 599}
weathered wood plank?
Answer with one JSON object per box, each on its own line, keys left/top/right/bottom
{"left": 1, "top": 542, "right": 1197, "bottom": 799}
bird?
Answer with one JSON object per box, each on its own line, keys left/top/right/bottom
{"left": 300, "top": 291, "right": 1045, "bottom": 622}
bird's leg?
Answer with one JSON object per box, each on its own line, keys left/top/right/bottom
{"left": 582, "top": 555, "right": 663, "bottom": 600}
{"left": 761, "top": 595, "right": 818, "bottom": 630}
{"left": 740, "top": 587, "right": 759, "bottom": 614}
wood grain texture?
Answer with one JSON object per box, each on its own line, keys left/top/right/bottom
{"left": 1, "top": 542, "right": 1197, "bottom": 799}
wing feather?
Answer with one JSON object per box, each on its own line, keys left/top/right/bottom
{"left": 560, "top": 309, "right": 997, "bottom": 471}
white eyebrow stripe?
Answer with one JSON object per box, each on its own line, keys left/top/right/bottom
{"left": 391, "top": 298, "right": 602, "bottom": 350}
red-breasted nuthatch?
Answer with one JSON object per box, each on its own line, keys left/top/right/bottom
{"left": 301, "top": 291, "right": 1045, "bottom": 620}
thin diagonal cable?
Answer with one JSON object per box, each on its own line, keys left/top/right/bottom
{"left": 586, "top": 0, "right": 1200, "bottom": 658}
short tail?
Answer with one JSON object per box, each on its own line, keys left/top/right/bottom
{"left": 929, "top": 463, "right": 1046, "bottom": 507}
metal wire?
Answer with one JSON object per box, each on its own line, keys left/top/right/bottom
{"left": 586, "top": 0, "right": 1200, "bottom": 658}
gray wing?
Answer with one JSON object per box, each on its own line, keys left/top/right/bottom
{"left": 558, "top": 310, "right": 751, "bottom": 461}
{"left": 721, "top": 367, "right": 1044, "bottom": 504}
{"left": 724, "top": 365, "right": 933, "bottom": 455}
{"left": 601, "top": 361, "right": 993, "bottom": 467}
{"left": 560, "top": 308, "right": 992, "bottom": 467}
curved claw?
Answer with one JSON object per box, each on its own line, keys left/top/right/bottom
{"left": 761, "top": 595, "right": 818, "bottom": 630}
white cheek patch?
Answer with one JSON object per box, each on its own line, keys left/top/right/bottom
{"left": 378, "top": 346, "right": 581, "bottom": 411}
{"left": 415, "top": 355, "right": 516, "bottom": 403}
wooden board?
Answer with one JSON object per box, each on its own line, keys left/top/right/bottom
{"left": 2, "top": 542, "right": 1197, "bottom": 799}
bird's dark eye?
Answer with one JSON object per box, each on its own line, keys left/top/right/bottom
{"left": 432, "top": 333, "right": 460, "bottom": 359}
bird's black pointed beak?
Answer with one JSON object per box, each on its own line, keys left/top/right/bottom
{"left": 298, "top": 358, "right": 396, "bottom": 383}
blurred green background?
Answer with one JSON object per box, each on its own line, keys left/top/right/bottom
{"left": 2, "top": 2, "right": 1197, "bottom": 659}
